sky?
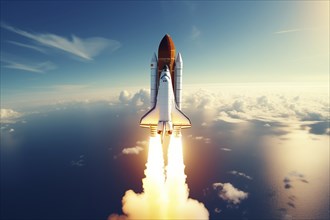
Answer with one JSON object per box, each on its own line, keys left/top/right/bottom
{"left": 0, "top": 1, "right": 329, "bottom": 109}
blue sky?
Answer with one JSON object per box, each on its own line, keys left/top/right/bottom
{"left": 1, "top": 1, "right": 329, "bottom": 109}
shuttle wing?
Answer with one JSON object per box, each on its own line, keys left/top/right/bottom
{"left": 140, "top": 106, "right": 159, "bottom": 127}
{"left": 172, "top": 106, "right": 191, "bottom": 128}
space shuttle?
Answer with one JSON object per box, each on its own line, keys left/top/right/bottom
{"left": 140, "top": 34, "right": 191, "bottom": 143}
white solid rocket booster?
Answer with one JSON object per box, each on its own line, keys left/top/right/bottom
{"left": 175, "top": 53, "right": 183, "bottom": 110}
{"left": 150, "top": 53, "right": 158, "bottom": 107}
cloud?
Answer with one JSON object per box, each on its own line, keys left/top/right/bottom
{"left": 220, "top": 148, "right": 232, "bottom": 152}
{"left": 183, "top": 86, "right": 329, "bottom": 125}
{"left": 228, "top": 170, "right": 253, "bottom": 180}
{"left": 303, "top": 121, "right": 329, "bottom": 135}
{"left": 274, "top": 28, "right": 304, "bottom": 34}
{"left": 71, "top": 159, "right": 84, "bottom": 167}
{"left": 7, "top": 40, "right": 46, "bottom": 53}
{"left": 1, "top": 22, "right": 121, "bottom": 61}
{"left": 9, "top": 128, "right": 15, "bottom": 133}
{"left": 2, "top": 59, "right": 56, "bottom": 73}
{"left": 184, "top": 89, "right": 216, "bottom": 110}
{"left": 136, "top": 140, "right": 148, "bottom": 147}
{"left": 213, "top": 182, "right": 248, "bottom": 204}
{"left": 122, "top": 146, "right": 143, "bottom": 155}
{"left": 119, "top": 90, "right": 132, "bottom": 104}
{"left": 71, "top": 154, "right": 85, "bottom": 167}
{"left": 118, "top": 89, "right": 150, "bottom": 109}
{"left": 190, "top": 25, "right": 201, "bottom": 40}
{"left": 188, "top": 135, "right": 211, "bottom": 144}
{"left": 0, "top": 108, "right": 22, "bottom": 123}
{"left": 122, "top": 140, "right": 147, "bottom": 155}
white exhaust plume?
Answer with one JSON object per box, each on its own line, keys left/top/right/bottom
{"left": 109, "top": 136, "right": 209, "bottom": 219}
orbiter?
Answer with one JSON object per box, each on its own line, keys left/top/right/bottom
{"left": 140, "top": 34, "right": 191, "bottom": 143}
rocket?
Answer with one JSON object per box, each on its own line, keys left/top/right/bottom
{"left": 140, "top": 34, "right": 191, "bottom": 143}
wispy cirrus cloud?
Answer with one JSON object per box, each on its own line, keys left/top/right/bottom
{"left": 1, "top": 22, "right": 121, "bottom": 61}
{"left": 1, "top": 59, "right": 56, "bottom": 73}
{"left": 274, "top": 28, "right": 304, "bottom": 34}
{"left": 7, "top": 41, "right": 46, "bottom": 54}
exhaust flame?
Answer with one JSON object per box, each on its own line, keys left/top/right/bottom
{"left": 109, "top": 136, "right": 209, "bottom": 220}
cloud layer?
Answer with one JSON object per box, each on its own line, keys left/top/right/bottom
{"left": 118, "top": 89, "right": 150, "bottom": 110}
{"left": 184, "top": 85, "right": 329, "bottom": 124}
{"left": 0, "top": 108, "right": 22, "bottom": 123}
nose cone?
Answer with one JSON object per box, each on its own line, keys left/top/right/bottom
{"left": 158, "top": 34, "right": 175, "bottom": 59}
{"left": 157, "top": 34, "right": 176, "bottom": 89}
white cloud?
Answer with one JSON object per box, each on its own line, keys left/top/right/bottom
{"left": 191, "top": 25, "right": 201, "bottom": 40}
{"left": 274, "top": 28, "right": 304, "bottom": 34}
{"left": 122, "top": 140, "right": 147, "bottom": 155}
{"left": 213, "top": 182, "right": 248, "bottom": 204}
{"left": 119, "top": 90, "right": 131, "bottom": 104}
{"left": 9, "top": 128, "right": 15, "bottom": 133}
{"left": 214, "top": 208, "right": 221, "bottom": 214}
{"left": 136, "top": 140, "right": 148, "bottom": 147}
{"left": 184, "top": 89, "right": 216, "bottom": 110}
{"left": 216, "top": 111, "right": 246, "bottom": 123}
{"left": 190, "top": 135, "right": 211, "bottom": 144}
{"left": 2, "top": 59, "right": 56, "bottom": 73}
{"left": 228, "top": 170, "right": 253, "bottom": 180}
{"left": 1, "top": 23, "right": 121, "bottom": 61}
{"left": 122, "top": 146, "right": 143, "bottom": 155}
{"left": 0, "top": 109, "right": 22, "bottom": 123}
{"left": 118, "top": 89, "right": 150, "bottom": 109}
{"left": 221, "top": 148, "right": 232, "bottom": 152}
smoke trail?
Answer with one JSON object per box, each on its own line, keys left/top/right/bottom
{"left": 165, "top": 136, "right": 209, "bottom": 219}
{"left": 109, "top": 136, "right": 209, "bottom": 220}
